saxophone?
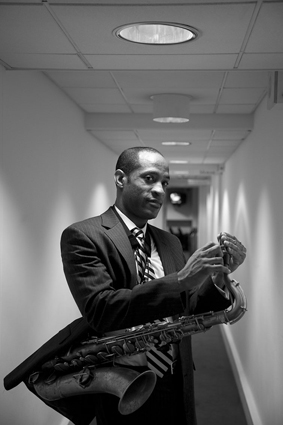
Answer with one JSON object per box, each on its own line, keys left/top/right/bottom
{"left": 30, "top": 278, "right": 247, "bottom": 415}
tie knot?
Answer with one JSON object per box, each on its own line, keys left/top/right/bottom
{"left": 132, "top": 227, "right": 145, "bottom": 246}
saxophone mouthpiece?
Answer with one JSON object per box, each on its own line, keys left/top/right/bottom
{"left": 218, "top": 232, "right": 230, "bottom": 267}
{"left": 221, "top": 245, "right": 230, "bottom": 267}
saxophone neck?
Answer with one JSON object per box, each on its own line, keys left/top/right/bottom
{"left": 224, "top": 276, "right": 247, "bottom": 324}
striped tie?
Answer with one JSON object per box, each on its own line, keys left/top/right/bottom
{"left": 131, "top": 228, "right": 148, "bottom": 284}
{"left": 131, "top": 227, "right": 173, "bottom": 378}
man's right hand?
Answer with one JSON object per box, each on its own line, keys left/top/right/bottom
{"left": 177, "top": 242, "right": 231, "bottom": 292}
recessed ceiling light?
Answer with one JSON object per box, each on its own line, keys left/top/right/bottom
{"left": 170, "top": 160, "right": 188, "bottom": 164}
{"left": 114, "top": 22, "right": 198, "bottom": 45}
{"left": 162, "top": 142, "right": 191, "bottom": 146}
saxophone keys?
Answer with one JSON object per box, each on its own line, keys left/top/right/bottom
{"left": 122, "top": 341, "right": 136, "bottom": 354}
{"left": 84, "top": 355, "right": 99, "bottom": 365}
{"left": 74, "top": 367, "right": 93, "bottom": 388}
{"left": 96, "top": 351, "right": 115, "bottom": 361}
{"left": 70, "top": 358, "right": 81, "bottom": 368}
{"left": 110, "top": 345, "right": 124, "bottom": 356}
{"left": 134, "top": 338, "right": 147, "bottom": 351}
{"left": 160, "top": 331, "right": 171, "bottom": 343}
{"left": 54, "top": 362, "right": 70, "bottom": 372}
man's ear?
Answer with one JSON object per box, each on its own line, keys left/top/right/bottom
{"left": 114, "top": 169, "right": 127, "bottom": 188}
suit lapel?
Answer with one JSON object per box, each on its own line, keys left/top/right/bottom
{"left": 101, "top": 209, "right": 178, "bottom": 283}
{"left": 148, "top": 225, "right": 177, "bottom": 275}
{"left": 101, "top": 207, "right": 137, "bottom": 285}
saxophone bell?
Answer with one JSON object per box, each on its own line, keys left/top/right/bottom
{"left": 31, "top": 365, "right": 157, "bottom": 415}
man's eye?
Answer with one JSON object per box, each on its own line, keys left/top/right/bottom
{"left": 145, "top": 175, "right": 154, "bottom": 182}
{"left": 163, "top": 181, "right": 169, "bottom": 188}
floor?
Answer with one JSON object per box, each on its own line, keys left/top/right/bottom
{"left": 193, "top": 325, "right": 248, "bottom": 425}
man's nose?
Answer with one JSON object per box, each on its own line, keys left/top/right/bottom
{"left": 152, "top": 182, "right": 165, "bottom": 195}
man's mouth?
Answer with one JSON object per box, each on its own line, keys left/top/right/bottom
{"left": 148, "top": 199, "right": 162, "bottom": 208}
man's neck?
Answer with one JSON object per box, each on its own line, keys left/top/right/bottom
{"left": 114, "top": 203, "right": 147, "bottom": 229}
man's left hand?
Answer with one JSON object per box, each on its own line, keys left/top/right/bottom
{"left": 217, "top": 232, "right": 247, "bottom": 273}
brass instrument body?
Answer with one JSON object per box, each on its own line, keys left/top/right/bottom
{"left": 41, "top": 279, "right": 246, "bottom": 374}
{"left": 31, "top": 365, "right": 156, "bottom": 416}
{"left": 31, "top": 278, "right": 247, "bottom": 415}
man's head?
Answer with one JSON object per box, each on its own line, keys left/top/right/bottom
{"left": 114, "top": 147, "right": 170, "bottom": 227}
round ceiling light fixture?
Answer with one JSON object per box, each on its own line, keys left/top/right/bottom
{"left": 114, "top": 22, "right": 199, "bottom": 45}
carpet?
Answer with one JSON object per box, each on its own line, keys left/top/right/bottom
{"left": 193, "top": 326, "right": 248, "bottom": 425}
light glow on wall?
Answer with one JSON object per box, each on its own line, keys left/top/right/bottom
{"left": 221, "top": 189, "right": 231, "bottom": 232}
{"left": 88, "top": 182, "right": 114, "bottom": 217}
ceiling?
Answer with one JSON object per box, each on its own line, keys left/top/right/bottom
{"left": 1, "top": 0, "right": 283, "bottom": 187}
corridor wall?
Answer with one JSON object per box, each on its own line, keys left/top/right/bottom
{"left": 0, "top": 66, "right": 117, "bottom": 425}
{"left": 201, "top": 97, "right": 283, "bottom": 425}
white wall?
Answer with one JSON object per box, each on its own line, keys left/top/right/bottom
{"left": 203, "top": 98, "right": 283, "bottom": 425}
{"left": 0, "top": 66, "right": 117, "bottom": 425}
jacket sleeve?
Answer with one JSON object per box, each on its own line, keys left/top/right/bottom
{"left": 154, "top": 229, "right": 232, "bottom": 316}
{"left": 61, "top": 225, "right": 185, "bottom": 334}
{"left": 188, "top": 277, "right": 232, "bottom": 315}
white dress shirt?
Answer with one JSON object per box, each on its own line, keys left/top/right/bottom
{"left": 112, "top": 207, "right": 167, "bottom": 366}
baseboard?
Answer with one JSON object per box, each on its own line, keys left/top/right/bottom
{"left": 220, "top": 326, "right": 263, "bottom": 425}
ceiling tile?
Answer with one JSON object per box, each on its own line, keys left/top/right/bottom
{"left": 63, "top": 87, "right": 126, "bottom": 104}
{"left": 225, "top": 71, "right": 268, "bottom": 88}
{"left": 219, "top": 88, "right": 266, "bottom": 104}
{"left": 0, "top": 5, "right": 75, "bottom": 53}
{"left": 137, "top": 129, "right": 212, "bottom": 141}
{"left": 91, "top": 130, "right": 138, "bottom": 141}
{"left": 216, "top": 104, "right": 257, "bottom": 114}
{"left": 0, "top": 53, "right": 85, "bottom": 70}
{"left": 93, "top": 138, "right": 141, "bottom": 154}
{"left": 210, "top": 142, "right": 241, "bottom": 151}
{"left": 46, "top": 71, "right": 116, "bottom": 88}
{"left": 113, "top": 71, "right": 225, "bottom": 89}
{"left": 239, "top": 53, "right": 283, "bottom": 70}
{"left": 85, "top": 54, "right": 238, "bottom": 70}
{"left": 80, "top": 104, "right": 132, "bottom": 113}
{"left": 246, "top": 3, "right": 283, "bottom": 53}
{"left": 213, "top": 130, "right": 249, "bottom": 140}
{"left": 203, "top": 157, "right": 228, "bottom": 164}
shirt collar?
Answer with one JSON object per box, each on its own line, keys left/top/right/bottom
{"left": 114, "top": 205, "right": 147, "bottom": 233}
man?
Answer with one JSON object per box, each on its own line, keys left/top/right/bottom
{"left": 60, "top": 147, "right": 246, "bottom": 425}
{"left": 4, "top": 147, "right": 246, "bottom": 425}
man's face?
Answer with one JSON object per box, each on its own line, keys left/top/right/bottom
{"left": 118, "top": 151, "right": 170, "bottom": 227}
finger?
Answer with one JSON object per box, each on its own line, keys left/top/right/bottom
{"left": 227, "top": 245, "right": 246, "bottom": 268}
{"left": 206, "top": 256, "right": 224, "bottom": 265}
{"left": 227, "top": 241, "right": 247, "bottom": 258}
{"left": 194, "top": 242, "right": 221, "bottom": 258}
{"left": 199, "top": 241, "right": 218, "bottom": 251}
{"left": 219, "top": 233, "right": 247, "bottom": 255}
{"left": 209, "top": 263, "right": 231, "bottom": 274}
{"left": 205, "top": 244, "right": 223, "bottom": 258}
{"left": 218, "top": 232, "right": 236, "bottom": 245}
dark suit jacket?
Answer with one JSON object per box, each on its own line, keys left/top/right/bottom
{"left": 4, "top": 207, "right": 230, "bottom": 425}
